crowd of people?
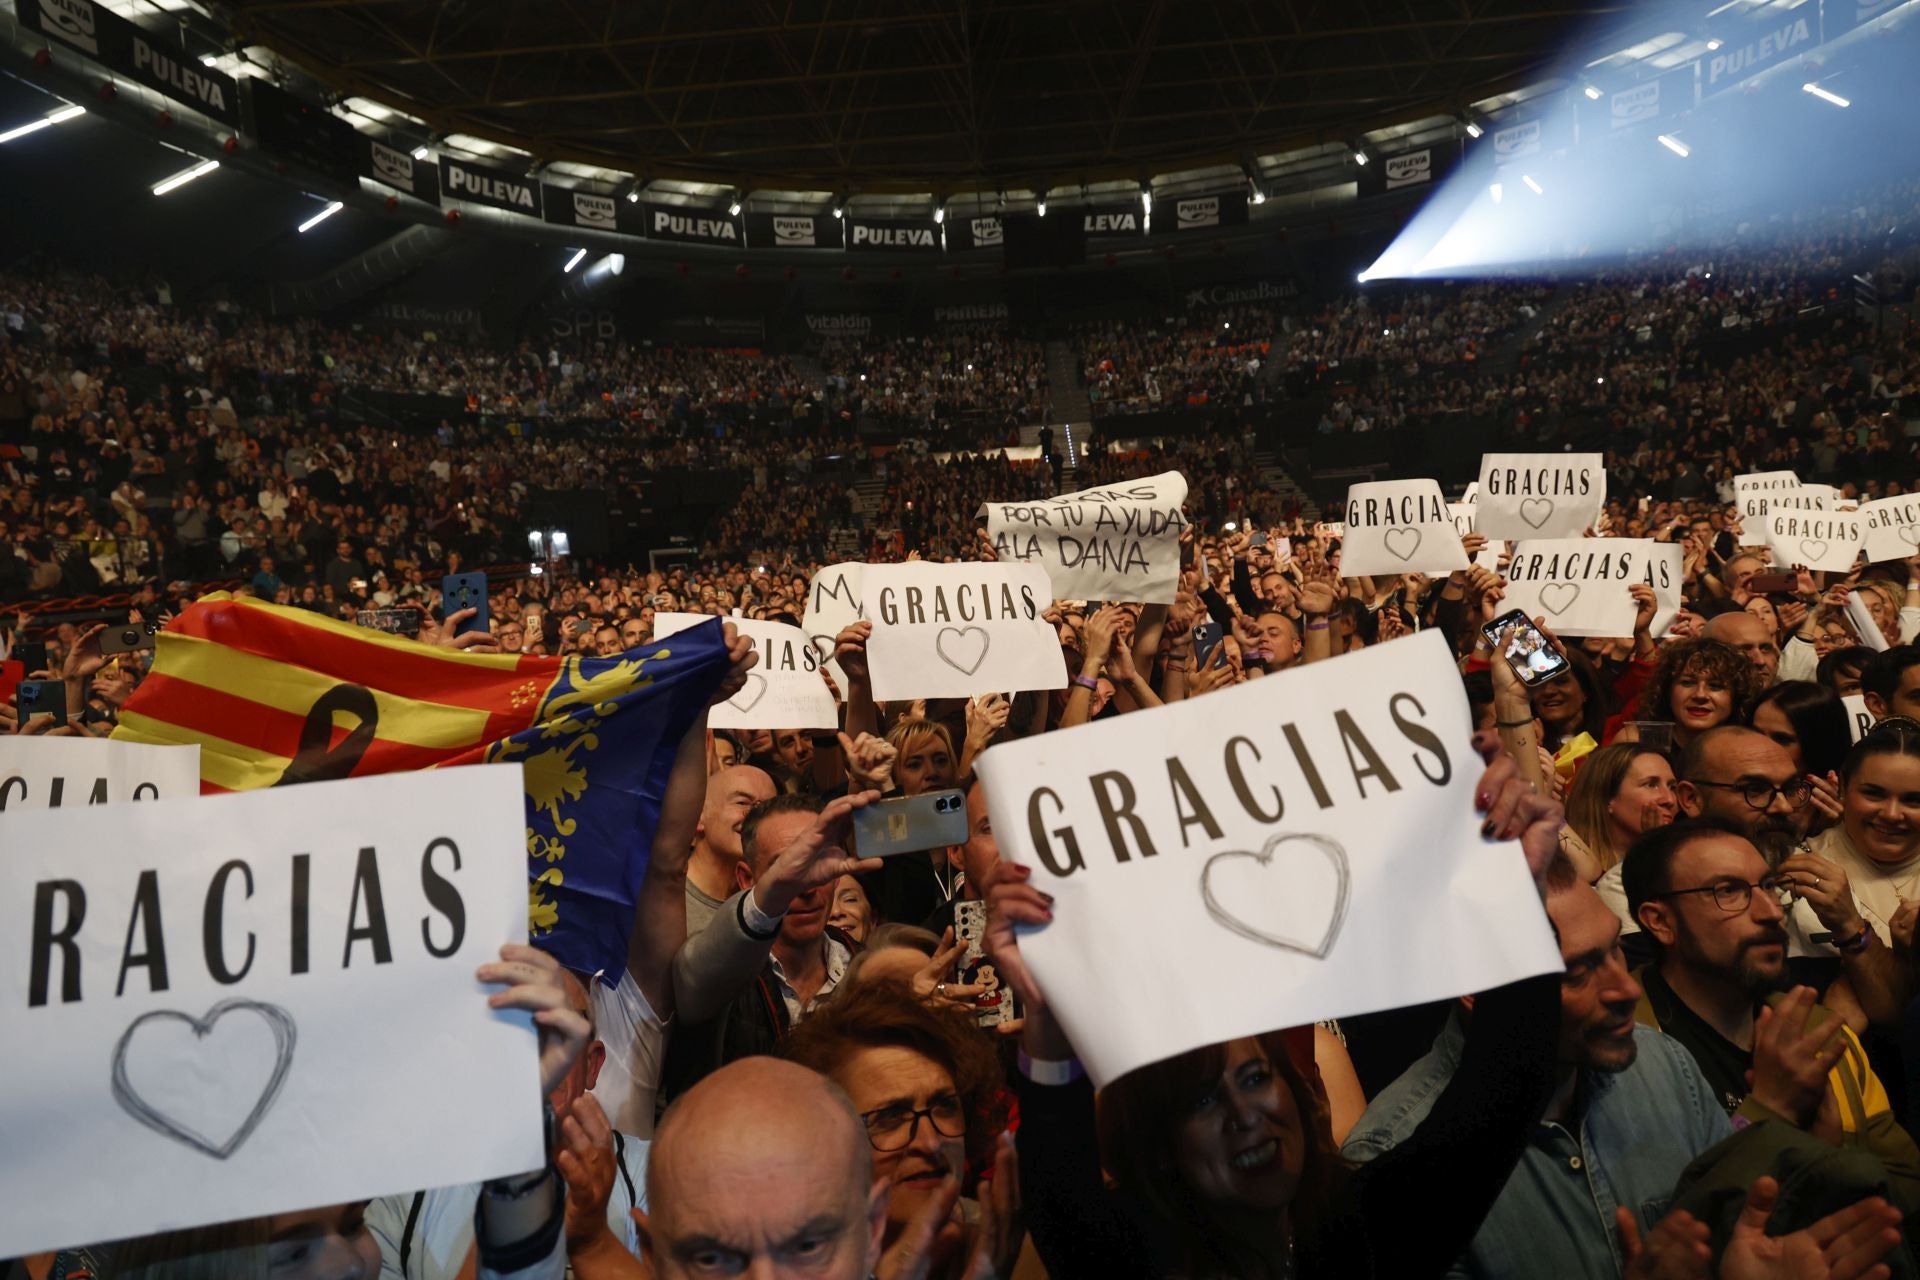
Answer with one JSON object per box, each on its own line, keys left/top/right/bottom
{"left": 817, "top": 331, "right": 1051, "bottom": 431}
{"left": 14, "top": 171, "right": 1920, "bottom": 1280}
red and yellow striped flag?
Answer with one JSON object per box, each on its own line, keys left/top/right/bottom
{"left": 112, "top": 593, "right": 731, "bottom": 978}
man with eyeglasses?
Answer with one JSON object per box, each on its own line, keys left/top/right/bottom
{"left": 1621, "top": 818, "right": 1920, "bottom": 1207}
{"left": 1660, "top": 726, "right": 1909, "bottom": 1030}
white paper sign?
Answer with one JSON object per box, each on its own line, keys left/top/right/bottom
{"left": 801, "top": 561, "right": 865, "bottom": 687}
{"left": 1764, "top": 511, "right": 1864, "bottom": 575}
{"left": 1768, "top": 487, "right": 1831, "bottom": 513}
{"left": 1642, "top": 542, "right": 1685, "bottom": 638}
{"left": 0, "top": 738, "right": 200, "bottom": 810}
{"left": 1341, "top": 480, "right": 1468, "bottom": 577}
{"left": 981, "top": 471, "right": 1189, "bottom": 605}
{"left": 0, "top": 767, "right": 539, "bottom": 1256}
{"left": 1501, "top": 539, "right": 1642, "bottom": 637}
{"left": 975, "top": 631, "right": 1560, "bottom": 1087}
{"left": 1734, "top": 470, "right": 1802, "bottom": 520}
{"left": 860, "top": 562, "right": 1067, "bottom": 700}
{"left": 654, "top": 613, "right": 838, "bottom": 730}
{"left": 1858, "top": 495, "right": 1920, "bottom": 565}
{"left": 1847, "top": 591, "right": 1891, "bottom": 652}
{"left": 1474, "top": 453, "right": 1606, "bottom": 540}
{"left": 1843, "top": 694, "right": 1874, "bottom": 744}
{"left": 1447, "top": 503, "right": 1505, "bottom": 571}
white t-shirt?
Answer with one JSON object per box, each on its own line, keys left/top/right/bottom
{"left": 1809, "top": 824, "right": 1920, "bottom": 945}
{"left": 368, "top": 1136, "right": 649, "bottom": 1280}
{"left": 590, "top": 969, "right": 668, "bottom": 1138}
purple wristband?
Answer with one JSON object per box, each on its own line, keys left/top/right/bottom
{"left": 1071, "top": 674, "right": 1100, "bottom": 691}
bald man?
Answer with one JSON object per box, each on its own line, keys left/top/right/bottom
{"left": 1703, "top": 610, "right": 1780, "bottom": 687}
{"left": 643, "top": 1058, "right": 886, "bottom": 1280}
{"left": 687, "top": 765, "right": 778, "bottom": 933}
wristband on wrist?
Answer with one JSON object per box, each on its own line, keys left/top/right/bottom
{"left": 1834, "top": 926, "right": 1874, "bottom": 956}
{"left": 1071, "top": 674, "right": 1100, "bottom": 691}
{"left": 1497, "top": 717, "right": 1536, "bottom": 728}
{"left": 1305, "top": 619, "right": 1330, "bottom": 632}
{"left": 1018, "top": 1049, "right": 1084, "bottom": 1086}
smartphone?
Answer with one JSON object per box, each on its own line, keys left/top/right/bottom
{"left": 16, "top": 679, "right": 67, "bottom": 727}
{"left": 441, "top": 572, "right": 490, "bottom": 637}
{"left": 954, "top": 899, "right": 1020, "bottom": 1029}
{"left": 1248, "top": 531, "right": 1269, "bottom": 550}
{"left": 1192, "top": 619, "right": 1228, "bottom": 669}
{"left": 13, "top": 640, "right": 48, "bottom": 674}
{"left": 99, "top": 620, "right": 160, "bottom": 655}
{"left": 356, "top": 607, "right": 423, "bottom": 635}
{"left": 851, "top": 790, "right": 969, "bottom": 858}
{"left": 1481, "top": 608, "right": 1572, "bottom": 687}
{"left": 1747, "top": 571, "right": 1797, "bottom": 595}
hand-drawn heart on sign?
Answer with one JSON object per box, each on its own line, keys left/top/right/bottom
{"left": 727, "top": 673, "right": 768, "bottom": 714}
{"left": 1801, "top": 539, "right": 1829, "bottom": 564}
{"left": 936, "top": 626, "right": 990, "bottom": 675}
{"left": 1382, "top": 527, "right": 1423, "bottom": 562}
{"left": 1519, "top": 497, "right": 1556, "bottom": 530}
{"left": 1539, "top": 582, "right": 1582, "bottom": 615}
{"left": 1200, "top": 833, "right": 1350, "bottom": 959}
{"left": 111, "top": 999, "right": 298, "bottom": 1159}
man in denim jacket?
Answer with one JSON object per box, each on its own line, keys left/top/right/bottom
{"left": 1343, "top": 859, "right": 1732, "bottom": 1278}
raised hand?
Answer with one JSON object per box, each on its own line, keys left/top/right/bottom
{"left": 476, "top": 942, "right": 591, "bottom": 1096}
{"left": 1474, "top": 751, "right": 1566, "bottom": 888}
{"left": 1616, "top": 1205, "right": 1712, "bottom": 1279}
{"left": 838, "top": 730, "right": 898, "bottom": 792}
{"left": 710, "top": 621, "right": 758, "bottom": 706}
{"left": 912, "top": 927, "right": 986, "bottom": 1010}
{"left": 834, "top": 620, "right": 873, "bottom": 683}
{"left": 1719, "top": 1176, "right": 1901, "bottom": 1280}
{"left": 753, "top": 789, "right": 886, "bottom": 916}
{"left": 1747, "top": 987, "right": 1851, "bottom": 1126}
{"left": 556, "top": 1094, "right": 620, "bottom": 1253}
{"left": 965, "top": 692, "right": 1012, "bottom": 750}
{"left": 436, "top": 607, "right": 500, "bottom": 653}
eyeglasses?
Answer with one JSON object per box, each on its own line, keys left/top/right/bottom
{"left": 1655, "top": 877, "right": 1793, "bottom": 914}
{"left": 1688, "top": 778, "right": 1812, "bottom": 810}
{"left": 859, "top": 1093, "right": 966, "bottom": 1151}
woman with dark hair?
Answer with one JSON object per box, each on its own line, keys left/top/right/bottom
{"left": 782, "top": 981, "right": 1020, "bottom": 1279}
{"left": 1610, "top": 636, "right": 1760, "bottom": 750}
{"left": 1527, "top": 648, "right": 1614, "bottom": 754}
{"left": 980, "top": 768, "right": 1563, "bottom": 1280}
{"left": 1749, "top": 680, "right": 1851, "bottom": 832}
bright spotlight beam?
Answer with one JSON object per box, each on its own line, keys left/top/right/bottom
{"left": 0, "top": 103, "right": 85, "bottom": 145}
{"left": 297, "top": 200, "right": 344, "bottom": 232}
{"left": 1657, "top": 134, "right": 1691, "bottom": 157}
{"left": 1802, "top": 82, "right": 1851, "bottom": 108}
{"left": 152, "top": 159, "right": 219, "bottom": 196}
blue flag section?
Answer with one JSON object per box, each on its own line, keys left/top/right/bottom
{"left": 491, "top": 617, "right": 731, "bottom": 983}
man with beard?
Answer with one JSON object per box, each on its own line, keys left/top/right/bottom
{"left": 1654, "top": 726, "right": 1911, "bottom": 1029}
{"left": 1622, "top": 819, "right": 1920, "bottom": 1208}
{"left": 1345, "top": 857, "right": 1906, "bottom": 1276}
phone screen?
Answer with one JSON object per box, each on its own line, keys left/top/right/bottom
{"left": 1482, "top": 610, "right": 1571, "bottom": 687}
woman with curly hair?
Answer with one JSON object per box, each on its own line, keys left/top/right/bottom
{"left": 1609, "top": 636, "right": 1761, "bottom": 751}
{"left": 783, "top": 981, "right": 1018, "bottom": 1279}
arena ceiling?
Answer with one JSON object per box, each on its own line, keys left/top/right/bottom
{"left": 222, "top": 0, "right": 1632, "bottom": 194}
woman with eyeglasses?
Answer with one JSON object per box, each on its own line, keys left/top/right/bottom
{"left": 783, "top": 980, "right": 1022, "bottom": 1280}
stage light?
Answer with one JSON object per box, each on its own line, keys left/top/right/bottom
{"left": 1803, "top": 82, "right": 1851, "bottom": 108}
{"left": 1036, "top": 192, "right": 1047, "bottom": 217}
{"left": 412, "top": 144, "right": 429, "bottom": 160}
{"left": 1522, "top": 175, "right": 1543, "bottom": 195}
{"left": 1251, "top": 187, "right": 1265, "bottom": 204}
{"left": 626, "top": 187, "right": 640, "bottom": 203}
{"left": 152, "top": 158, "right": 218, "bottom": 196}
{"left": 933, "top": 198, "right": 945, "bottom": 225}
{"left": 1584, "top": 84, "right": 1603, "bottom": 100}
{"left": 1657, "top": 134, "right": 1691, "bottom": 158}
{"left": 728, "top": 198, "right": 743, "bottom": 217}
{"left": 1706, "top": 37, "right": 1723, "bottom": 50}
{"left": 0, "top": 102, "right": 84, "bottom": 145}
{"left": 297, "top": 200, "right": 343, "bottom": 232}
{"left": 1489, "top": 182, "right": 1503, "bottom": 203}
{"left": 199, "top": 54, "right": 217, "bottom": 67}
{"left": 1464, "top": 119, "right": 1484, "bottom": 139}
{"left": 831, "top": 194, "right": 846, "bottom": 219}
{"left": 606, "top": 253, "right": 625, "bottom": 275}
{"left": 1140, "top": 183, "right": 1153, "bottom": 211}
{"left": 562, "top": 248, "right": 587, "bottom": 273}
{"left": 1352, "top": 146, "right": 1369, "bottom": 166}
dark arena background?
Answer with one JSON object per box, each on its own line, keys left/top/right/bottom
{"left": 8, "top": 4, "right": 1920, "bottom": 1276}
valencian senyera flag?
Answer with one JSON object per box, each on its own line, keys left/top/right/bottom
{"left": 111, "top": 593, "right": 730, "bottom": 982}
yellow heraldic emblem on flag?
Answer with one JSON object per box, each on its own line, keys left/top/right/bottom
{"left": 112, "top": 594, "right": 735, "bottom": 981}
